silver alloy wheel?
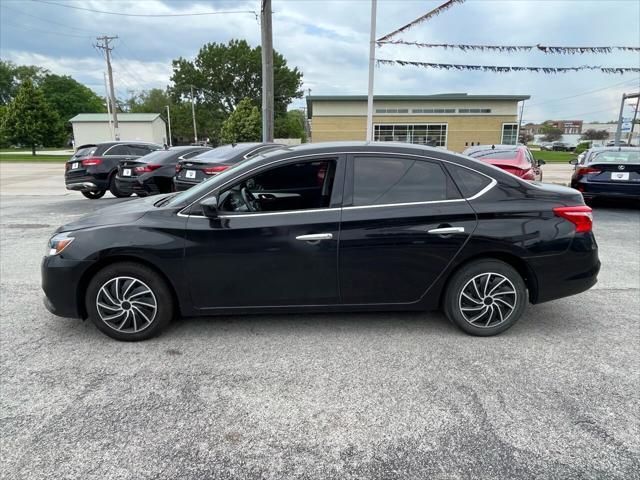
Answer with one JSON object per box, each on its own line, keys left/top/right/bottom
{"left": 95, "top": 276, "right": 157, "bottom": 333}
{"left": 458, "top": 272, "right": 517, "bottom": 328}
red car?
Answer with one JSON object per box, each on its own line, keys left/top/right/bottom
{"left": 463, "top": 145, "right": 544, "bottom": 181}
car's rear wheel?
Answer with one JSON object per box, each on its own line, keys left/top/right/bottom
{"left": 86, "top": 262, "right": 174, "bottom": 341}
{"left": 443, "top": 259, "right": 527, "bottom": 336}
{"left": 109, "top": 175, "right": 132, "bottom": 198}
{"left": 81, "top": 190, "right": 106, "bottom": 199}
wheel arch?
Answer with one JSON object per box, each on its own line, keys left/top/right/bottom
{"left": 76, "top": 255, "right": 181, "bottom": 319}
{"left": 439, "top": 252, "right": 539, "bottom": 308}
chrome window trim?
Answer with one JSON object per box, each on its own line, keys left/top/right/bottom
{"left": 177, "top": 150, "right": 497, "bottom": 218}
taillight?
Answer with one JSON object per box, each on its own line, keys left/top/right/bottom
{"left": 553, "top": 206, "right": 593, "bottom": 233}
{"left": 577, "top": 167, "right": 600, "bottom": 175}
{"left": 134, "top": 164, "right": 161, "bottom": 173}
{"left": 203, "top": 165, "right": 229, "bottom": 175}
{"left": 82, "top": 157, "right": 102, "bottom": 166}
{"left": 175, "top": 164, "right": 183, "bottom": 173}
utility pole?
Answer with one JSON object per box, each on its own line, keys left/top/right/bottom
{"left": 190, "top": 85, "right": 198, "bottom": 143}
{"left": 366, "top": 0, "right": 377, "bottom": 142}
{"left": 615, "top": 92, "right": 640, "bottom": 146}
{"left": 96, "top": 35, "right": 119, "bottom": 140}
{"left": 261, "top": 0, "right": 274, "bottom": 142}
{"left": 103, "top": 72, "right": 114, "bottom": 140}
{"left": 166, "top": 105, "right": 172, "bottom": 147}
{"left": 628, "top": 97, "right": 639, "bottom": 146}
{"left": 516, "top": 100, "right": 525, "bottom": 145}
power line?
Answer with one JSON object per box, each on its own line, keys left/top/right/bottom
{"left": 1, "top": 20, "right": 93, "bottom": 39}
{"left": 527, "top": 78, "right": 640, "bottom": 108}
{"left": 31, "top": 0, "right": 257, "bottom": 18}
{"left": 0, "top": 3, "right": 95, "bottom": 33}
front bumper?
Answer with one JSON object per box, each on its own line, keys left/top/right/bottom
{"left": 41, "top": 255, "right": 94, "bottom": 319}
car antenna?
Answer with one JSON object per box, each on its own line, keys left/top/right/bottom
{"left": 491, "top": 144, "right": 495, "bottom": 149}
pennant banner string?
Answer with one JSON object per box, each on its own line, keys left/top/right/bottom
{"left": 376, "top": 41, "right": 640, "bottom": 54}
{"left": 377, "top": 0, "right": 466, "bottom": 43}
{"left": 376, "top": 59, "right": 640, "bottom": 74}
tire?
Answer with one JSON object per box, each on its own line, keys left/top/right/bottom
{"left": 109, "top": 174, "right": 132, "bottom": 198}
{"left": 85, "top": 262, "right": 175, "bottom": 341}
{"left": 443, "top": 259, "right": 527, "bottom": 336}
{"left": 81, "top": 190, "right": 106, "bottom": 199}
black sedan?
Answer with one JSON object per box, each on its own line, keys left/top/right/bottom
{"left": 173, "top": 142, "right": 284, "bottom": 191}
{"left": 65, "top": 141, "right": 163, "bottom": 199}
{"left": 43, "top": 142, "right": 600, "bottom": 341}
{"left": 115, "top": 146, "right": 211, "bottom": 196}
{"left": 570, "top": 147, "right": 640, "bottom": 202}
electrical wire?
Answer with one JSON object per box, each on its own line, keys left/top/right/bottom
{"left": 31, "top": 0, "right": 257, "bottom": 18}
{"left": 0, "top": 3, "right": 95, "bottom": 33}
{"left": 527, "top": 78, "right": 640, "bottom": 108}
{"left": 1, "top": 20, "right": 93, "bottom": 39}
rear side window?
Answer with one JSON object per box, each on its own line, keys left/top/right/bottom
{"left": 353, "top": 156, "right": 457, "bottom": 206}
{"left": 446, "top": 164, "right": 492, "bottom": 198}
{"left": 105, "top": 145, "right": 130, "bottom": 156}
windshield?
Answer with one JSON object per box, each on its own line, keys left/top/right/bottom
{"left": 71, "top": 146, "right": 96, "bottom": 159}
{"left": 589, "top": 150, "right": 640, "bottom": 164}
{"left": 192, "top": 144, "right": 259, "bottom": 160}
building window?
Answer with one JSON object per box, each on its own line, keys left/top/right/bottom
{"left": 375, "top": 108, "right": 409, "bottom": 114}
{"left": 374, "top": 124, "right": 447, "bottom": 147}
{"left": 458, "top": 108, "right": 492, "bottom": 114}
{"left": 412, "top": 108, "right": 456, "bottom": 114}
{"left": 501, "top": 124, "right": 518, "bottom": 145}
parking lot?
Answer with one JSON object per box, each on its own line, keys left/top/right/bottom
{"left": 1, "top": 168, "right": 639, "bottom": 479}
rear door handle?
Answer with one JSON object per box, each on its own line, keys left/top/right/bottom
{"left": 427, "top": 227, "right": 465, "bottom": 235}
{"left": 296, "top": 233, "right": 333, "bottom": 241}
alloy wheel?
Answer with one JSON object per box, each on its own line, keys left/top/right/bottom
{"left": 458, "top": 272, "right": 517, "bottom": 328}
{"left": 96, "top": 276, "right": 157, "bottom": 333}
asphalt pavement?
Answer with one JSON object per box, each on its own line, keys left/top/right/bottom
{"left": 1, "top": 190, "right": 638, "bottom": 479}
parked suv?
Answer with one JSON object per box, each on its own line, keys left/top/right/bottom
{"left": 115, "top": 146, "right": 211, "bottom": 196}
{"left": 65, "top": 142, "right": 163, "bottom": 199}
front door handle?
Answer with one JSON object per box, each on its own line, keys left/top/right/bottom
{"left": 296, "top": 233, "right": 333, "bottom": 241}
{"left": 427, "top": 227, "right": 465, "bottom": 235}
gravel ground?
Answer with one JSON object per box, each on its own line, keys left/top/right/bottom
{"left": 1, "top": 194, "right": 638, "bottom": 479}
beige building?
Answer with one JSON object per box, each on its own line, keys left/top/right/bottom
{"left": 306, "top": 94, "right": 529, "bottom": 153}
{"left": 69, "top": 113, "right": 167, "bottom": 147}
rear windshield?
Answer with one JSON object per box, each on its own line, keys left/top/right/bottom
{"left": 72, "top": 146, "right": 96, "bottom": 159}
{"left": 468, "top": 150, "right": 518, "bottom": 160}
{"left": 589, "top": 151, "right": 640, "bottom": 164}
{"left": 193, "top": 144, "right": 259, "bottom": 161}
{"left": 135, "top": 150, "right": 176, "bottom": 164}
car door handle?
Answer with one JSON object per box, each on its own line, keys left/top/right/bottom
{"left": 427, "top": 227, "right": 465, "bottom": 235}
{"left": 296, "top": 233, "right": 333, "bottom": 241}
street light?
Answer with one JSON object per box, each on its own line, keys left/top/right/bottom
{"left": 166, "top": 105, "right": 172, "bottom": 147}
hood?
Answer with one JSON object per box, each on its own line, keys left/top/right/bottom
{"left": 57, "top": 196, "right": 160, "bottom": 233}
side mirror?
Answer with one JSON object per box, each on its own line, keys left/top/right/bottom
{"left": 569, "top": 158, "right": 578, "bottom": 165}
{"left": 200, "top": 196, "right": 219, "bottom": 218}
{"left": 538, "top": 159, "right": 546, "bottom": 165}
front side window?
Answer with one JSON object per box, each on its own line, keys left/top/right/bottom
{"left": 373, "top": 124, "right": 447, "bottom": 147}
{"left": 218, "top": 160, "right": 337, "bottom": 213}
{"left": 352, "top": 156, "right": 457, "bottom": 206}
{"left": 502, "top": 124, "right": 518, "bottom": 145}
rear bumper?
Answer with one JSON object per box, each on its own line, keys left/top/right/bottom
{"left": 41, "top": 255, "right": 94, "bottom": 319}
{"left": 572, "top": 179, "right": 640, "bottom": 200}
{"left": 528, "top": 233, "right": 600, "bottom": 304}
{"left": 117, "top": 176, "right": 168, "bottom": 196}
{"left": 65, "top": 174, "right": 109, "bottom": 192}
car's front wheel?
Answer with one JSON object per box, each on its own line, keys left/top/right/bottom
{"left": 81, "top": 190, "right": 106, "bottom": 199}
{"left": 443, "top": 259, "right": 527, "bottom": 336}
{"left": 86, "top": 262, "right": 174, "bottom": 341}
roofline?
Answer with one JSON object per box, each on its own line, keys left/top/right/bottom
{"left": 306, "top": 94, "right": 531, "bottom": 117}
{"left": 69, "top": 113, "right": 163, "bottom": 123}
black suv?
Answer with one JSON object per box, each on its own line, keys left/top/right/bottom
{"left": 65, "top": 142, "right": 163, "bottom": 199}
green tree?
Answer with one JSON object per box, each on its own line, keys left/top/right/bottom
{"left": 41, "top": 74, "right": 105, "bottom": 123}
{"left": 275, "top": 109, "right": 307, "bottom": 141}
{"left": 3, "top": 79, "right": 65, "bottom": 154}
{"left": 219, "top": 98, "right": 261, "bottom": 144}
{"left": 540, "top": 124, "right": 563, "bottom": 142}
{"left": 171, "top": 39, "right": 303, "bottom": 118}
{"left": 0, "top": 61, "right": 47, "bottom": 105}
{"left": 581, "top": 129, "right": 609, "bottom": 140}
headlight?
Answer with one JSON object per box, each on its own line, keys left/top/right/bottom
{"left": 47, "top": 232, "right": 74, "bottom": 256}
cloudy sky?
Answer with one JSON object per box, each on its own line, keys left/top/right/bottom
{"left": 1, "top": 0, "right": 639, "bottom": 122}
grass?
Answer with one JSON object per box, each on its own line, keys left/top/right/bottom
{"left": 0, "top": 154, "right": 68, "bottom": 162}
{"left": 0, "top": 147, "right": 69, "bottom": 153}
{"left": 533, "top": 150, "right": 576, "bottom": 164}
